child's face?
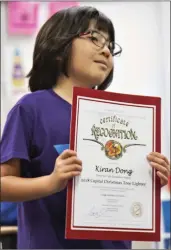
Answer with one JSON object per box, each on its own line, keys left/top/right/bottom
{"left": 68, "top": 22, "right": 113, "bottom": 88}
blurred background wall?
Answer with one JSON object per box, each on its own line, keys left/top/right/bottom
{"left": 1, "top": 2, "right": 170, "bottom": 249}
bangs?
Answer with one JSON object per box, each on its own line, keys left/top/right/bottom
{"left": 92, "top": 13, "right": 115, "bottom": 42}
{"left": 65, "top": 6, "right": 115, "bottom": 42}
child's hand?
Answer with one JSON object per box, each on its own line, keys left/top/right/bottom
{"left": 50, "top": 149, "right": 82, "bottom": 193}
{"left": 147, "top": 152, "right": 170, "bottom": 187}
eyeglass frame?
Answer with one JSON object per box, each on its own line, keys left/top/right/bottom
{"left": 78, "top": 29, "right": 122, "bottom": 57}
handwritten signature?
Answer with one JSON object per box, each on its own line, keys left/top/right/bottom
{"left": 87, "top": 206, "right": 107, "bottom": 218}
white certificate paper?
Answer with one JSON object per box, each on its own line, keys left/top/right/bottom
{"left": 66, "top": 87, "right": 161, "bottom": 242}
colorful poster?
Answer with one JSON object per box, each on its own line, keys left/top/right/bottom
{"left": 49, "top": 1, "right": 79, "bottom": 17}
{"left": 7, "top": 2, "right": 39, "bottom": 35}
{"left": 11, "top": 48, "right": 26, "bottom": 96}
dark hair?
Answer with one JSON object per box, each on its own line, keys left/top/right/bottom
{"left": 27, "top": 6, "right": 115, "bottom": 92}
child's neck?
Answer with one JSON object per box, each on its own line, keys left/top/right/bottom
{"left": 53, "top": 75, "right": 91, "bottom": 104}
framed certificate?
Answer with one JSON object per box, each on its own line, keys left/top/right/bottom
{"left": 66, "top": 87, "right": 161, "bottom": 241}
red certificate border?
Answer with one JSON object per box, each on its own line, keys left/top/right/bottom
{"left": 66, "top": 87, "right": 161, "bottom": 241}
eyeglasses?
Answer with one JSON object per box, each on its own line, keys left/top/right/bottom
{"left": 79, "top": 30, "right": 122, "bottom": 57}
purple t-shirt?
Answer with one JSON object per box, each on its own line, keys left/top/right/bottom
{"left": 0, "top": 89, "right": 131, "bottom": 249}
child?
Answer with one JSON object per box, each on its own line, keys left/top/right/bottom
{"left": 0, "top": 6, "right": 170, "bottom": 249}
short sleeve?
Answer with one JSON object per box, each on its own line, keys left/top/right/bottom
{"left": 0, "top": 103, "right": 34, "bottom": 164}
